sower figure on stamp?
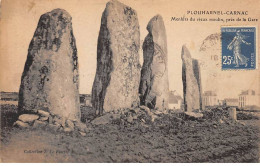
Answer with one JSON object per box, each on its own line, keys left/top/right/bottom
{"left": 227, "top": 30, "right": 251, "bottom": 67}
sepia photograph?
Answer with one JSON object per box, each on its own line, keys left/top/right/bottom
{"left": 0, "top": 0, "right": 259, "bottom": 163}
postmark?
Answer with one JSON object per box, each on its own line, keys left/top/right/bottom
{"left": 221, "top": 26, "right": 257, "bottom": 70}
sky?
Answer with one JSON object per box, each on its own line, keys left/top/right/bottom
{"left": 0, "top": 0, "right": 259, "bottom": 100}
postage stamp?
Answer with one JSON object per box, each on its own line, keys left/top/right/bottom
{"left": 221, "top": 26, "right": 257, "bottom": 70}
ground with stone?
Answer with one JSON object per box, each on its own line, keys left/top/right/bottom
{"left": 1, "top": 103, "right": 259, "bottom": 162}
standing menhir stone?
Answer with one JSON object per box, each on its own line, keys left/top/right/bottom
{"left": 192, "top": 59, "right": 204, "bottom": 110}
{"left": 182, "top": 45, "right": 202, "bottom": 113}
{"left": 18, "top": 9, "right": 80, "bottom": 120}
{"left": 228, "top": 107, "right": 237, "bottom": 121}
{"left": 91, "top": 0, "right": 140, "bottom": 114}
{"left": 139, "top": 15, "right": 169, "bottom": 111}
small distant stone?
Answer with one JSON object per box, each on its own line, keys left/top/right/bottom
{"left": 58, "top": 127, "right": 64, "bottom": 132}
{"left": 153, "top": 111, "right": 163, "bottom": 116}
{"left": 63, "top": 127, "right": 73, "bottom": 133}
{"left": 70, "top": 118, "right": 78, "bottom": 122}
{"left": 66, "top": 119, "right": 74, "bottom": 129}
{"left": 54, "top": 116, "right": 66, "bottom": 127}
{"left": 38, "top": 110, "right": 50, "bottom": 117}
{"left": 39, "top": 116, "right": 49, "bottom": 121}
{"left": 140, "top": 123, "right": 148, "bottom": 133}
{"left": 13, "top": 120, "right": 30, "bottom": 128}
{"left": 141, "top": 119, "right": 146, "bottom": 123}
{"left": 33, "top": 120, "right": 47, "bottom": 128}
{"left": 139, "top": 105, "right": 151, "bottom": 113}
{"left": 130, "top": 108, "right": 139, "bottom": 114}
{"left": 127, "top": 116, "right": 134, "bottom": 123}
{"left": 150, "top": 114, "right": 156, "bottom": 122}
{"left": 91, "top": 114, "right": 111, "bottom": 125}
{"left": 74, "top": 121, "right": 87, "bottom": 132}
{"left": 219, "top": 119, "right": 224, "bottom": 124}
{"left": 239, "top": 121, "right": 245, "bottom": 126}
{"left": 184, "top": 112, "right": 203, "bottom": 119}
{"left": 54, "top": 122, "right": 60, "bottom": 126}
{"left": 112, "top": 113, "right": 121, "bottom": 120}
{"left": 228, "top": 107, "right": 237, "bottom": 121}
{"left": 18, "top": 114, "right": 39, "bottom": 123}
{"left": 79, "top": 131, "right": 86, "bottom": 136}
{"left": 84, "top": 125, "right": 93, "bottom": 133}
{"left": 132, "top": 115, "right": 138, "bottom": 120}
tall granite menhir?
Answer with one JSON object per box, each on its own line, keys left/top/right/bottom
{"left": 18, "top": 9, "right": 80, "bottom": 120}
{"left": 182, "top": 45, "right": 203, "bottom": 112}
{"left": 139, "top": 15, "right": 169, "bottom": 111}
{"left": 92, "top": 0, "right": 140, "bottom": 114}
{"left": 192, "top": 59, "right": 204, "bottom": 110}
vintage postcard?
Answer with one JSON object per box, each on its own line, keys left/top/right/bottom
{"left": 0, "top": 0, "right": 259, "bottom": 163}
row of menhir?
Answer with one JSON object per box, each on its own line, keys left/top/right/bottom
{"left": 17, "top": 0, "right": 202, "bottom": 127}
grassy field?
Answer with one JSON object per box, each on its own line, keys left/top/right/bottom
{"left": 0, "top": 104, "right": 259, "bottom": 162}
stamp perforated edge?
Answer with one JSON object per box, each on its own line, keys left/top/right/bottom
{"left": 220, "top": 25, "right": 258, "bottom": 71}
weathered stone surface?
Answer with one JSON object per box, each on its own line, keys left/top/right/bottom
{"left": 132, "top": 114, "right": 138, "bottom": 120}
{"left": 18, "top": 8, "right": 80, "bottom": 120}
{"left": 84, "top": 125, "right": 94, "bottom": 133}
{"left": 192, "top": 59, "right": 204, "bottom": 110}
{"left": 130, "top": 108, "right": 139, "bottom": 114}
{"left": 18, "top": 114, "right": 39, "bottom": 123}
{"left": 139, "top": 105, "right": 156, "bottom": 122}
{"left": 181, "top": 45, "right": 201, "bottom": 112}
{"left": 126, "top": 116, "right": 134, "bottom": 123}
{"left": 219, "top": 119, "right": 224, "bottom": 124}
{"left": 111, "top": 113, "right": 121, "bottom": 120}
{"left": 63, "top": 127, "right": 73, "bottom": 133}
{"left": 184, "top": 112, "right": 203, "bottom": 119}
{"left": 150, "top": 114, "right": 157, "bottom": 122}
{"left": 38, "top": 110, "right": 50, "bottom": 117}
{"left": 74, "top": 121, "right": 86, "bottom": 132}
{"left": 53, "top": 116, "right": 66, "bottom": 127}
{"left": 229, "top": 107, "right": 237, "bottom": 120}
{"left": 66, "top": 119, "right": 74, "bottom": 129}
{"left": 91, "top": 114, "right": 111, "bottom": 125}
{"left": 33, "top": 120, "right": 47, "bottom": 128}
{"left": 139, "top": 105, "right": 150, "bottom": 113}
{"left": 53, "top": 121, "right": 59, "bottom": 125}
{"left": 91, "top": 0, "right": 141, "bottom": 114}
{"left": 39, "top": 116, "right": 49, "bottom": 121}
{"left": 13, "top": 120, "right": 30, "bottom": 128}
{"left": 79, "top": 131, "right": 87, "bottom": 136}
{"left": 139, "top": 15, "right": 169, "bottom": 111}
